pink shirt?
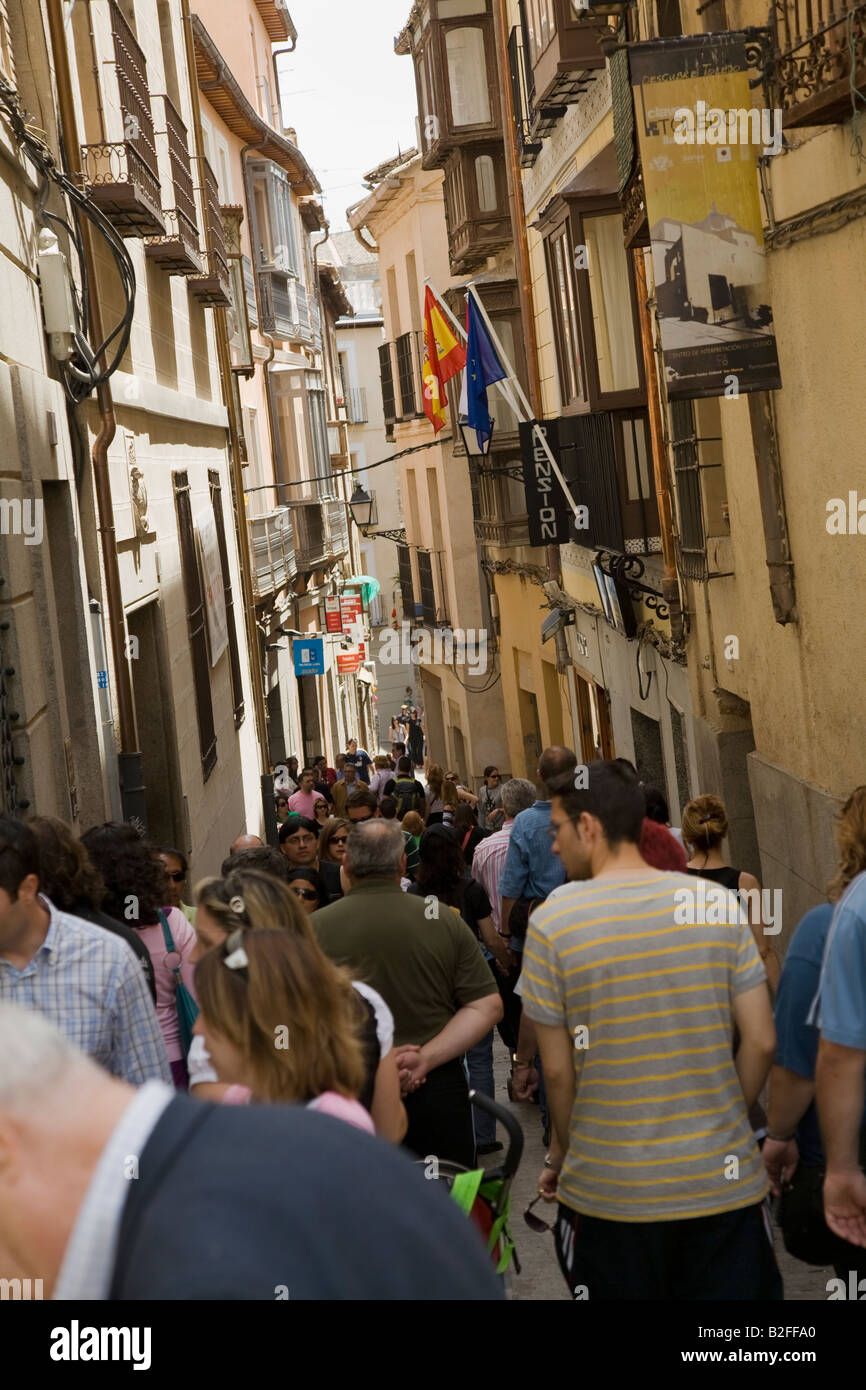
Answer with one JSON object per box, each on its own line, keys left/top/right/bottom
{"left": 288, "top": 789, "right": 318, "bottom": 818}
{"left": 135, "top": 907, "right": 198, "bottom": 1063}
{"left": 220, "top": 1087, "right": 374, "bottom": 1134}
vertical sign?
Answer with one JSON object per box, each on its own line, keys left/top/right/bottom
{"left": 324, "top": 596, "right": 342, "bottom": 633}
{"left": 340, "top": 593, "right": 362, "bottom": 628}
{"left": 519, "top": 419, "right": 570, "bottom": 547}
{"left": 629, "top": 33, "right": 782, "bottom": 398}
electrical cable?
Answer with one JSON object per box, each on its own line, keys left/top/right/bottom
{"left": 243, "top": 435, "right": 455, "bottom": 493}
{"left": 0, "top": 73, "right": 136, "bottom": 403}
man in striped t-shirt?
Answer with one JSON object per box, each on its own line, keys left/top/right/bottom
{"left": 523, "top": 760, "right": 781, "bottom": 1300}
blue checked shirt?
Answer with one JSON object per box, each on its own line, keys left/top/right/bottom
{"left": 0, "top": 896, "right": 171, "bottom": 1085}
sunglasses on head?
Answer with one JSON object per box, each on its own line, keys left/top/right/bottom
{"left": 291, "top": 886, "right": 319, "bottom": 902}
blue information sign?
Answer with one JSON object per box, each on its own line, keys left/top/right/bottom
{"left": 293, "top": 638, "right": 324, "bottom": 677}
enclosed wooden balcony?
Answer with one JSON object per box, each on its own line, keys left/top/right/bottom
{"left": 526, "top": 0, "right": 606, "bottom": 108}
{"left": 145, "top": 95, "right": 201, "bottom": 275}
{"left": 249, "top": 508, "right": 296, "bottom": 600}
{"left": 80, "top": 0, "right": 164, "bottom": 237}
{"left": 773, "top": 0, "right": 866, "bottom": 125}
{"left": 443, "top": 143, "right": 511, "bottom": 275}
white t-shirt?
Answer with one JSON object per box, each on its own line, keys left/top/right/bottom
{"left": 188, "top": 981, "right": 394, "bottom": 1089}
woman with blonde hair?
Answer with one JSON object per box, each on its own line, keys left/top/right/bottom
{"left": 425, "top": 763, "right": 446, "bottom": 823}
{"left": 188, "top": 871, "right": 405, "bottom": 1140}
{"left": 682, "top": 793, "right": 780, "bottom": 993}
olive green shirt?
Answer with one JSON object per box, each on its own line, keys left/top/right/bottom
{"left": 313, "top": 878, "right": 496, "bottom": 1048}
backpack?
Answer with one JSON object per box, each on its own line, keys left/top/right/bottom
{"left": 393, "top": 776, "right": 422, "bottom": 819}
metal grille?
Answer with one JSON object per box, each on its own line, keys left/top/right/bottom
{"left": 397, "top": 544, "right": 415, "bottom": 621}
{"left": 508, "top": 25, "right": 543, "bottom": 166}
{"left": 670, "top": 398, "right": 708, "bottom": 581}
{"left": 173, "top": 471, "right": 217, "bottom": 778}
{"left": 379, "top": 343, "right": 396, "bottom": 423}
{"left": 163, "top": 93, "right": 197, "bottom": 244}
{"left": 609, "top": 43, "right": 635, "bottom": 196}
{"left": 201, "top": 157, "right": 228, "bottom": 284}
{"left": 111, "top": 1, "right": 160, "bottom": 183}
{"left": 417, "top": 549, "right": 436, "bottom": 624}
{"left": 395, "top": 332, "right": 418, "bottom": 416}
{"left": 208, "top": 471, "right": 245, "bottom": 727}
{"left": 773, "top": 0, "right": 866, "bottom": 122}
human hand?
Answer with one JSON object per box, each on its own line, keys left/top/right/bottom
{"left": 538, "top": 1164, "right": 559, "bottom": 1202}
{"left": 511, "top": 1062, "right": 538, "bottom": 1102}
{"left": 824, "top": 1168, "right": 866, "bottom": 1247}
{"left": 762, "top": 1137, "right": 799, "bottom": 1196}
{"left": 394, "top": 1044, "right": 428, "bottom": 1095}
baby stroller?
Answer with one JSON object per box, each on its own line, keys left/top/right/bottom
{"left": 419, "top": 1090, "right": 524, "bottom": 1276}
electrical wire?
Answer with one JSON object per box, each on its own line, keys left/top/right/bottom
{"left": 243, "top": 434, "right": 455, "bottom": 494}
{"left": 0, "top": 73, "right": 136, "bottom": 403}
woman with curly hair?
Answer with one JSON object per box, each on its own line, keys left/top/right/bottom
{"left": 82, "top": 821, "right": 198, "bottom": 1089}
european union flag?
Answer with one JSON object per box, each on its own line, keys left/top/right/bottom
{"left": 459, "top": 294, "right": 507, "bottom": 451}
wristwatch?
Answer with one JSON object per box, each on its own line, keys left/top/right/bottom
{"left": 511, "top": 1052, "right": 533, "bottom": 1068}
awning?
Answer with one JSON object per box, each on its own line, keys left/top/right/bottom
{"left": 541, "top": 607, "right": 575, "bottom": 644}
{"left": 191, "top": 16, "right": 319, "bottom": 195}
{"left": 344, "top": 574, "right": 381, "bottom": 602}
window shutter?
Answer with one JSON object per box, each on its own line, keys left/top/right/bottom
{"left": 173, "top": 471, "right": 218, "bottom": 777}
{"left": 208, "top": 470, "right": 246, "bottom": 726}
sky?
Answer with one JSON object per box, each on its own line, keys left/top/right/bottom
{"left": 276, "top": 0, "right": 419, "bottom": 230}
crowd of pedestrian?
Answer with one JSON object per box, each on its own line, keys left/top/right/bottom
{"left": 1, "top": 731, "right": 865, "bottom": 1301}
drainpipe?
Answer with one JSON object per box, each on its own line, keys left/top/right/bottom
{"left": 45, "top": 0, "right": 143, "bottom": 820}
{"left": 492, "top": 0, "right": 560, "bottom": 587}
{"left": 633, "top": 247, "right": 683, "bottom": 642}
{"left": 180, "top": 0, "right": 270, "bottom": 769}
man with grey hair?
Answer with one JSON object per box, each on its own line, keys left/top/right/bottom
{"left": 471, "top": 777, "right": 537, "bottom": 1059}
{"left": 0, "top": 1006, "right": 503, "bottom": 1300}
{"left": 314, "top": 820, "right": 503, "bottom": 1167}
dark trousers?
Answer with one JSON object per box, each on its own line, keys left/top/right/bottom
{"left": 494, "top": 957, "right": 522, "bottom": 1054}
{"left": 553, "top": 1200, "right": 783, "bottom": 1300}
{"left": 402, "top": 1058, "right": 475, "bottom": 1169}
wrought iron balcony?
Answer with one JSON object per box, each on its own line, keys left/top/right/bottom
{"left": 772, "top": 0, "right": 866, "bottom": 125}
{"left": 80, "top": 1, "right": 164, "bottom": 237}
{"left": 443, "top": 144, "right": 511, "bottom": 275}
{"left": 249, "top": 508, "right": 296, "bottom": 599}
{"left": 145, "top": 94, "right": 201, "bottom": 274}
{"left": 188, "top": 158, "right": 231, "bottom": 305}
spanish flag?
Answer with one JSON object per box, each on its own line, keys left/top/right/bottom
{"left": 422, "top": 286, "right": 465, "bottom": 433}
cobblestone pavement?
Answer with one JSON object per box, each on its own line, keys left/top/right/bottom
{"left": 479, "top": 1038, "right": 833, "bottom": 1302}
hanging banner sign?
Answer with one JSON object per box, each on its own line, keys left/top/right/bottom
{"left": 629, "top": 32, "right": 782, "bottom": 399}
{"left": 336, "top": 649, "right": 362, "bottom": 675}
{"left": 324, "top": 596, "right": 342, "bottom": 633}
{"left": 519, "top": 420, "right": 571, "bottom": 547}
{"left": 340, "top": 594, "right": 362, "bottom": 627}
{"left": 293, "top": 638, "right": 325, "bottom": 677}
{"left": 194, "top": 510, "right": 229, "bottom": 668}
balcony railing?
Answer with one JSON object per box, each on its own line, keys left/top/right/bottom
{"left": 81, "top": 0, "right": 164, "bottom": 237}
{"left": 188, "top": 157, "right": 231, "bottom": 305}
{"left": 145, "top": 94, "right": 202, "bottom": 274}
{"left": 508, "top": 26, "right": 543, "bottom": 167}
{"left": 772, "top": 0, "right": 866, "bottom": 125}
{"left": 526, "top": 0, "right": 606, "bottom": 108}
{"left": 558, "top": 408, "right": 660, "bottom": 556}
{"left": 249, "top": 507, "right": 296, "bottom": 599}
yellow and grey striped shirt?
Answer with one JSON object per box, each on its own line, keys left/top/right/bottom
{"left": 522, "top": 871, "right": 769, "bottom": 1223}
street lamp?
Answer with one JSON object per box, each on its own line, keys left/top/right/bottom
{"left": 458, "top": 416, "right": 495, "bottom": 457}
{"left": 348, "top": 484, "right": 379, "bottom": 534}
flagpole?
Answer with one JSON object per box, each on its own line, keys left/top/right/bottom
{"left": 423, "top": 277, "right": 524, "bottom": 422}
{"left": 464, "top": 281, "right": 583, "bottom": 524}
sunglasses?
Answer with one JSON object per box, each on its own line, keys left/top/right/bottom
{"left": 166, "top": 870, "right": 186, "bottom": 884}
{"left": 331, "top": 835, "right": 348, "bottom": 845}
{"left": 523, "top": 1194, "right": 554, "bottom": 1233}
{"left": 291, "top": 887, "right": 319, "bottom": 902}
